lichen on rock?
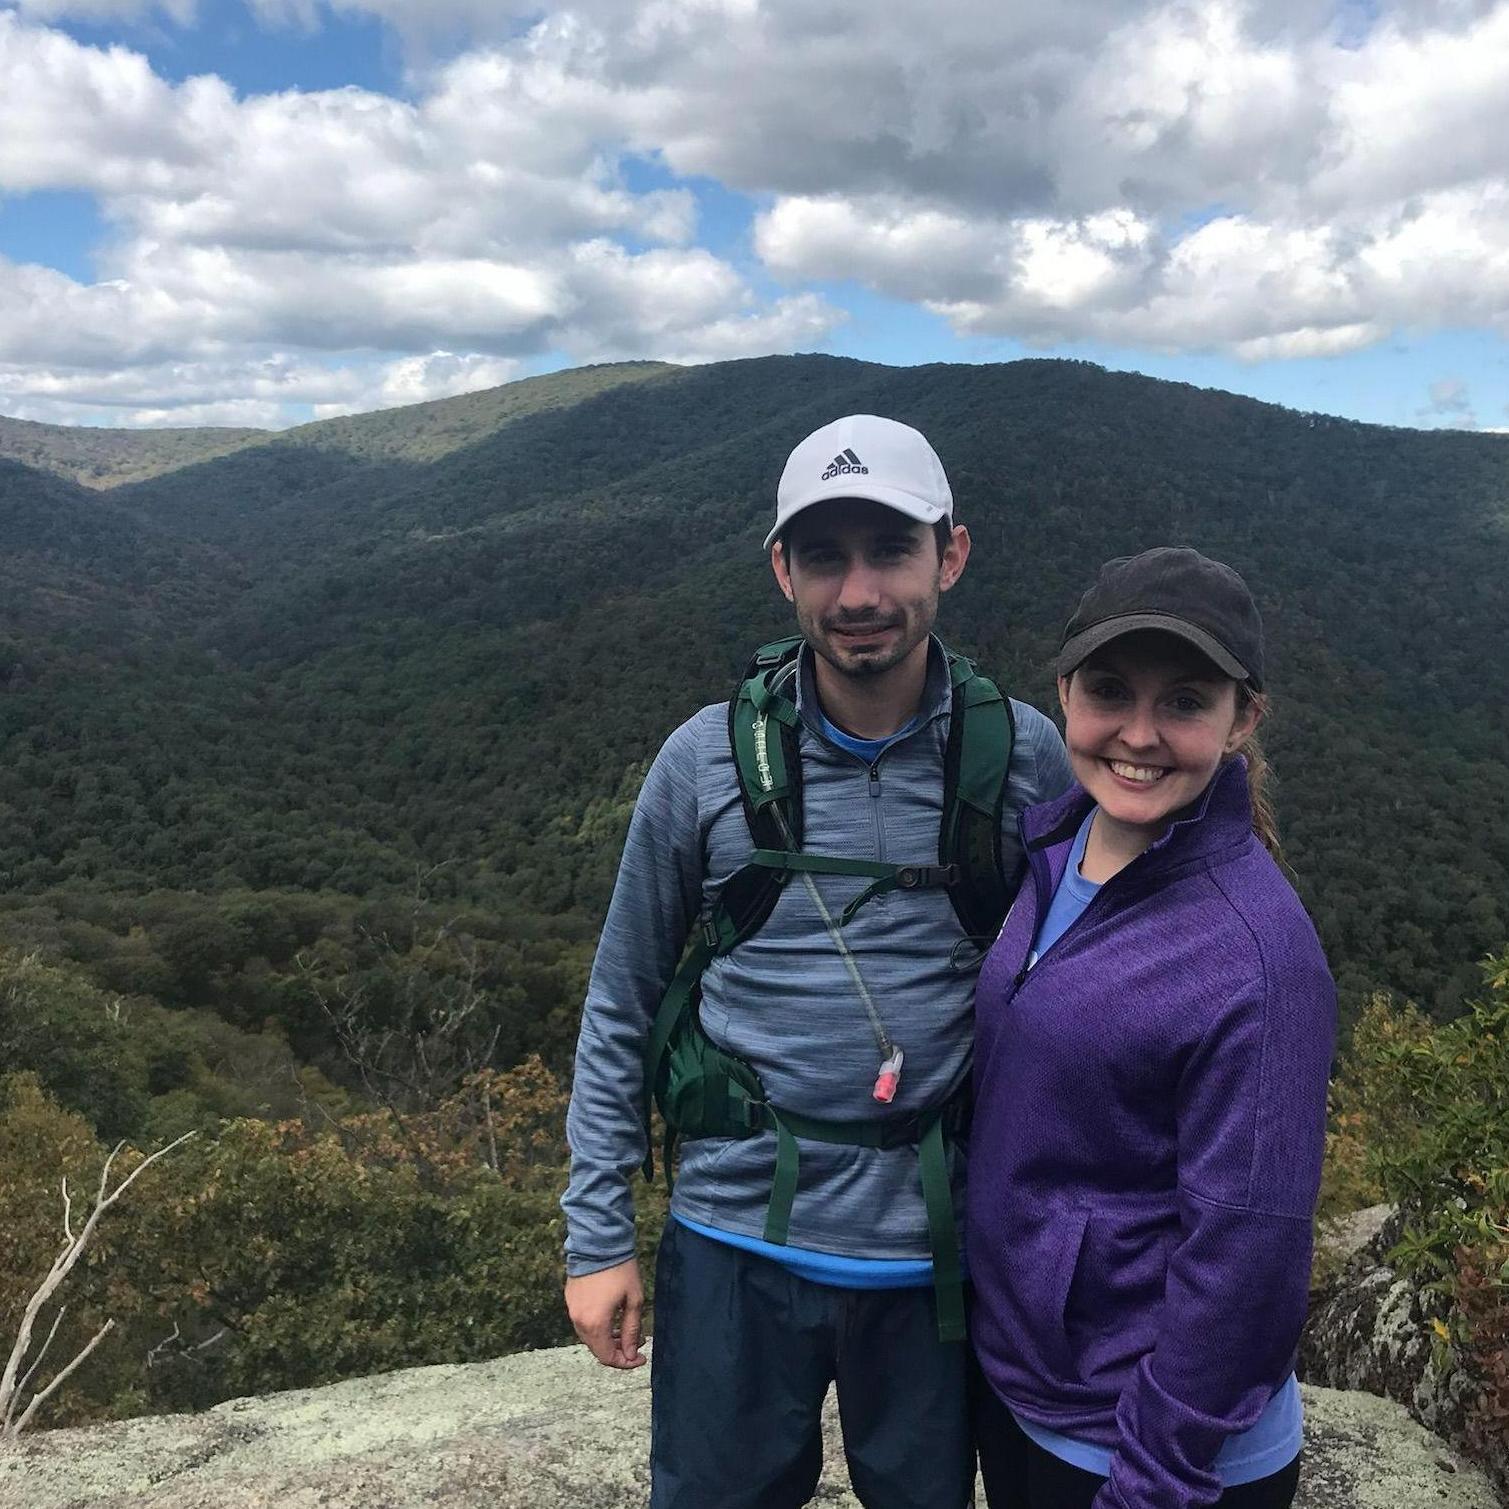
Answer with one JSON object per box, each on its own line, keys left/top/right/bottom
{"left": 1303, "top": 1206, "right": 1506, "bottom": 1501}
{"left": 0, "top": 1342, "right": 1502, "bottom": 1509}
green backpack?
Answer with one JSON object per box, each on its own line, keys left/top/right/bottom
{"left": 640, "top": 635, "right": 1016, "bottom": 1340}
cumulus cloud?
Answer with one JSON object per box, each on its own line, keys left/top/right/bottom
{"left": 1415, "top": 376, "right": 1480, "bottom": 428}
{"left": 758, "top": 182, "right": 1509, "bottom": 358}
{"left": 336, "top": 0, "right": 1509, "bottom": 364}
{"left": 0, "top": 349, "right": 524, "bottom": 427}
{"left": 4, "top": 0, "right": 1509, "bottom": 423}
{"left": 0, "top": 11, "right": 843, "bottom": 423}
{"left": 3, "top": 0, "right": 194, "bottom": 21}
{"left": 1426, "top": 378, "right": 1471, "bottom": 413}
{"left": 741, "top": 0, "right": 1509, "bottom": 358}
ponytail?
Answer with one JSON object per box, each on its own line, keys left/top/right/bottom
{"left": 1234, "top": 686, "right": 1280, "bottom": 860}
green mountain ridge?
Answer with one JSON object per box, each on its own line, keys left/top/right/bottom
{"left": 0, "top": 415, "right": 267, "bottom": 489}
{"left": 1, "top": 355, "right": 1507, "bottom": 1028}
{"left": 0, "top": 362, "right": 674, "bottom": 497}
{"left": 111, "top": 360, "right": 676, "bottom": 552}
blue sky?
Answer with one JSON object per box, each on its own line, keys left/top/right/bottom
{"left": 2, "top": 0, "right": 1508, "bottom": 431}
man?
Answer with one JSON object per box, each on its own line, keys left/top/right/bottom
{"left": 562, "top": 414, "right": 1072, "bottom": 1508}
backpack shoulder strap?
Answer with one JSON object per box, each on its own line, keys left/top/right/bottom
{"left": 640, "top": 637, "right": 806, "bottom": 1179}
{"left": 718, "top": 635, "right": 806, "bottom": 945}
{"left": 728, "top": 634, "right": 805, "bottom": 843}
{"left": 939, "top": 649, "right": 1017, "bottom": 940}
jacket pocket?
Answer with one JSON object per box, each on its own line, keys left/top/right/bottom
{"left": 985, "top": 1202, "right": 1090, "bottom": 1386}
{"left": 1063, "top": 1199, "right": 1178, "bottom": 1387}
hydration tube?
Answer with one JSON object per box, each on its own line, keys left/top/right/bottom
{"left": 769, "top": 788, "right": 903, "bottom": 1103}
{"left": 755, "top": 659, "right": 904, "bottom": 1102}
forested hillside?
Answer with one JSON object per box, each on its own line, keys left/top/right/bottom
{"left": 0, "top": 460, "right": 243, "bottom": 673}
{"left": 4, "top": 355, "right": 1506, "bottom": 1016}
{"left": 2, "top": 354, "right": 1507, "bottom": 1430}
{"left": 0, "top": 416, "right": 265, "bottom": 489}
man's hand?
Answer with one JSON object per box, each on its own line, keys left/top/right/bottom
{"left": 565, "top": 1259, "right": 646, "bottom": 1369}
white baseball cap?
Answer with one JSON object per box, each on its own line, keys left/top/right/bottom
{"left": 764, "top": 414, "right": 954, "bottom": 551}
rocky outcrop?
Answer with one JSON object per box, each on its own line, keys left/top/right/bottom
{"left": 1, "top": 1343, "right": 1501, "bottom": 1509}
{"left": 1303, "top": 1206, "right": 1506, "bottom": 1502}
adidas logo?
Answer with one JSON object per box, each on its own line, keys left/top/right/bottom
{"left": 821, "top": 448, "right": 868, "bottom": 481}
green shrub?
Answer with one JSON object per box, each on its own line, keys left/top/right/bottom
{"left": 1327, "top": 953, "right": 1509, "bottom": 1446}
{"left": 1339, "top": 957, "right": 1509, "bottom": 1280}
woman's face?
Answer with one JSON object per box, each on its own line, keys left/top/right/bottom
{"left": 1057, "top": 630, "right": 1259, "bottom": 839}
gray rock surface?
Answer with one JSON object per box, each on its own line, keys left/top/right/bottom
{"left": 1, "top": 1343, "right": 1502, "bottom": 1508}
{"left": 1303, "top": 1206, "right": 1505, "bottom": 1500}
{"left": 1316, "top": 1204, "right": 1396, "bottom": 1269}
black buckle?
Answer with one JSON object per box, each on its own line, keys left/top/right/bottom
{"left": 895, "top": 863, "right": 960, "bottom": 890}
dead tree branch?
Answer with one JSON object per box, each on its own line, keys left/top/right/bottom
{"left": 0, "top": 1130, "right": 196, "bottom": 1440}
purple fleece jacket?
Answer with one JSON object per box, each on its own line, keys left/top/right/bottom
{"left": 968, "top": 759, "right": 1336, "bottom": 1509}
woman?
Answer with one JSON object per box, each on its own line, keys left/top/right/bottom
{"left": 968, "top": 547, "right": 1336, "bottom": 1509}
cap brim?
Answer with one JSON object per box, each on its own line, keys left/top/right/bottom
{"left": 763, "top": 481, "right": 950, "bottom": 550}
{"left": 1056, "top": 612, "right": 1253, "bottom": 683}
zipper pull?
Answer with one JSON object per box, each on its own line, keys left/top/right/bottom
{"left": 873, "top": 1045, "right": 904, "bottom": 1104}
{"left": 868, "top": 763, "right": 881, "bottom": 798}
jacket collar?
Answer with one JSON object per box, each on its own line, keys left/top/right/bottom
{"left": 794, "top": 633, "right": 953, "bottom": 738}
{"left": 1024, "top": 755, "right": 1256, "bottom": 880}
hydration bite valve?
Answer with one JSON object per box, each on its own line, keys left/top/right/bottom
{"left": 873, "top": 1046, "right": 904, "bottom": 1104}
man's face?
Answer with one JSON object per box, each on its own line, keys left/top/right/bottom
{"left": 771, "top": 499, "right": 969, "bottom": 680}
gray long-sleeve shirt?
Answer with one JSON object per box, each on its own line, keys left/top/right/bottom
{"left": 562, "top": 640, "right": 1072, "bottom": 1275}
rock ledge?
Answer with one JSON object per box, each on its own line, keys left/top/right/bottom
{"left": 1, "top": 1344, "right": 1501, "bottom": 1509}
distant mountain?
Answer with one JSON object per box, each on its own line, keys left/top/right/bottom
{"left": 0, "top": 415, "right": 266, "bottom": 488}
{"left": 2, "top": 355, "right": 1507, "bottom": 1022}
{"left": 0, "top": 458, "right": 241, "bottom": 672}
{"left": 115, "top": 360, "right": 675, "bottom": 551}
{"left": 0, "top": 361, "right": 670, "bottom": 495}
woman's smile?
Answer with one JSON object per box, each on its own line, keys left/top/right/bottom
{"left": 1105, "top": 759, "right": 1169, "bottom": 785}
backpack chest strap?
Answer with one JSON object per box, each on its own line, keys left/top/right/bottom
{"left": 740, "top": 850, "right": 960, "bottom": 927}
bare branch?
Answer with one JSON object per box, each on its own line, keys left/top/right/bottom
{"left": 145, "top": 1325, "right": 226, "bottom": 1372}
{"left": 95, "top": 1142, "right": 123, "bottom": 1209}
{"left": 481, "top": 1082, "right": 499, "bottom": 1175}
{"left": 9, "top": 1321, "right": 115, "bottom": 1438}
{"left": 144, "top": 1323, "right": 182, "bottom": 1369}
{"left": 3, "top": 1309, "right": 63, "bottom": 1432}
{"left": 93, "top": 1133, "right": 195, "bottom": 1219}
{"left": 0, "top": 1131, "right": 197, "bottom": 1437}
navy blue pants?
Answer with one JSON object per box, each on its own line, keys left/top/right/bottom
{"left": 649, "top": 1220, "right": 974, "bottom": 1509}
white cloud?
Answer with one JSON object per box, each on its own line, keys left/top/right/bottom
{"left": 1415, "top": 375, "right": 1480, "bottom": 428}
{"left": 390, "top": 0, "right": 1509, "bottom": 360}
{"left": 1230, "top": 323, "right": 1384, "bottom": 361}
{"left": 1312, "top": 7, "right": 1509, "bottom": 209}
{"left": 0, "top": 12, "right": 844, "bottom": 423}
{"left": 308, "top": 351, "right": 520, "bottom": 417}
{"left": 1427, "top": 377, "right": 1471, "bottom": 412}
{"left": 757, "top": 182, "right": 1509, "bottom": 360}
{"left": 4, "top": 0, "right": 1509, "bottom": 422}
{"left": 3, "top": 0, "right": 194, "bottom": 21}
{"left": 0, "top": 349, "right": 524, "bottom": 426}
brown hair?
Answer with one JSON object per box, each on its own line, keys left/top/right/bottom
{"left": 1232, "top": 684, "right": 1280, "bottom": 859}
